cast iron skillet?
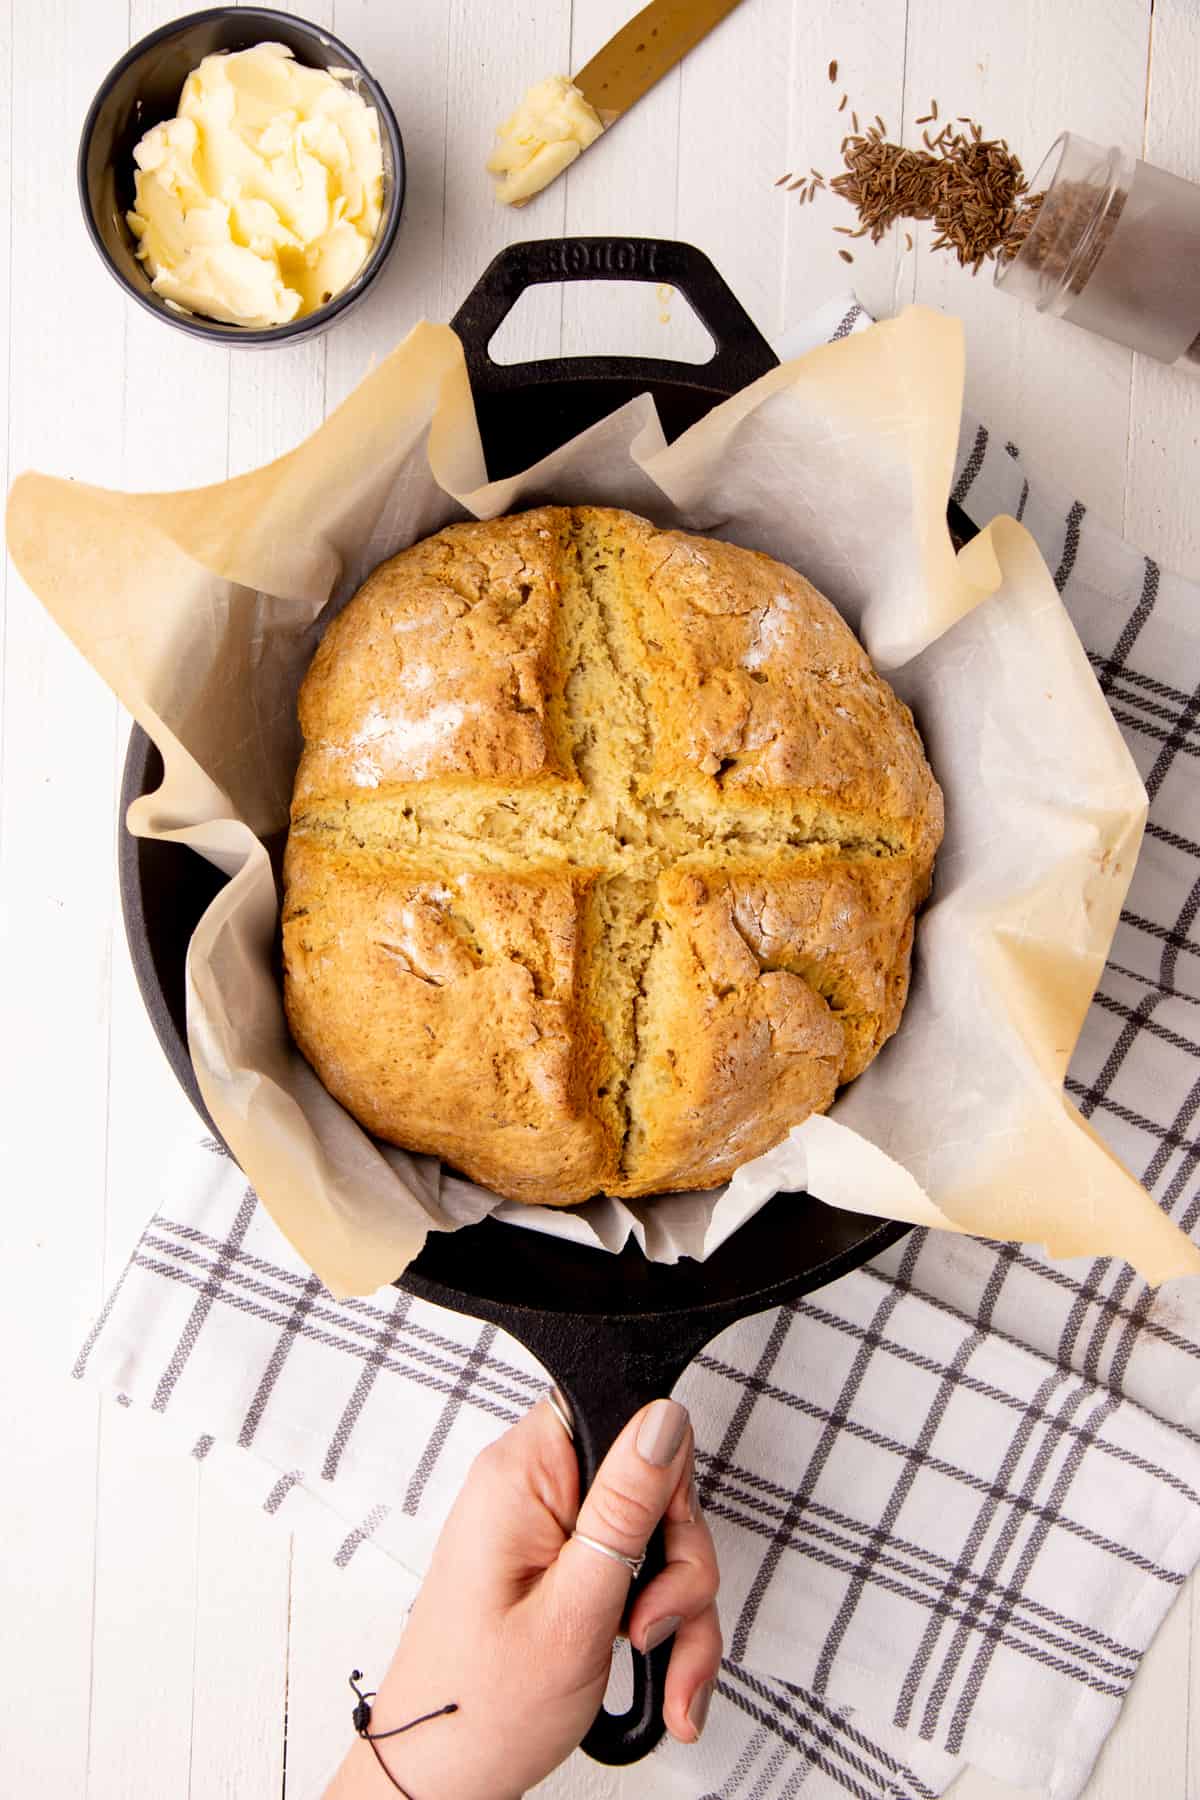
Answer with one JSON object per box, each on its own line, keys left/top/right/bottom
{"left": 119, "top": 238, "right": 974, "bottom": 1765}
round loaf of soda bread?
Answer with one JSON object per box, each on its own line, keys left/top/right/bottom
{"left": 282, "top": 506, "right": 943, "bottom": 1207}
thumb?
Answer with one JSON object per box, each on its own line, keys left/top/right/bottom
{"left": 553, "top": 1398, "right": 692, "bottom": 1625}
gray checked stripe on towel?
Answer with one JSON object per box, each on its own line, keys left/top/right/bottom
{"left": 78, "top": 298, "right": 1200, "bottom": 1800}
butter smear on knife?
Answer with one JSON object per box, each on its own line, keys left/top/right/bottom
{"left": 487, "top": 76, "right": 604, "bottom": 205}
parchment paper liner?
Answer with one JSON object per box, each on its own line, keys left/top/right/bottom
{"left": 10, "top": 307, "right": 1197, "bottom": 1295}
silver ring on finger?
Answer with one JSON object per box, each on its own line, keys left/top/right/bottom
{"left": 545, "top": 1388, "right": 574, "bottom": 1440}
{"left": 571, "top": 1530, "right": 645, "bottom": 1580}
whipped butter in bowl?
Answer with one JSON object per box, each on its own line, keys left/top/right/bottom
{"left": 128, "top": 43, "right": 383, "bottom": 329}
{"left": 78, "top": 9, "right": 404, "bottom": 345}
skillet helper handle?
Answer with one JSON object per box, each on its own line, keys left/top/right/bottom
{"left": 526, "top": 1312, "right": 714, "bottom": 1766}
{"left": 450, "top": 235, "right": 778, "bottom": 398}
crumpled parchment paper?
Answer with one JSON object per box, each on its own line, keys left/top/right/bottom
{"left": 10, "top": 306, "right": 1197, "bottom": 1295}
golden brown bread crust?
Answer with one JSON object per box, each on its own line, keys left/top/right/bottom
{"left": 293, "top": 509, "right": 574, "bottom": 801}
{"left": 283, "top": 841, "right": 612, "bottom": 1205}
{"left": 283, "top": 506, "right": 943, "bottom": 1205}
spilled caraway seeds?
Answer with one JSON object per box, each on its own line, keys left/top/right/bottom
{"left": 832, "top": 115, "right": 1042, "bottom": 270}
{"left": 776, "top": 94, "right": 1045, "bottom": 274}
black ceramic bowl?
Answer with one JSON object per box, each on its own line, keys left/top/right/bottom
{"left": 77, "top": 6, "right": 405, "bottom": 346}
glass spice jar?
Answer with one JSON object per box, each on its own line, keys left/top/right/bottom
{"left": 995, "top": 131, "right": 1200, "bottom": 371}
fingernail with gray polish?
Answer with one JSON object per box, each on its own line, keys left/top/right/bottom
{"left": 689, "top": 1679, "right": 714, "bottom": 1738}
{"left": 636, "top": 1398, "right": 689, "bottom": 1467}
{"left": 643, "top": 1614, "right": 681, "bottom": 1653}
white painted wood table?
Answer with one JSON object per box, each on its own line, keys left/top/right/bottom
{"left": 3, "top": 1, "right": 1198, "bottom": 1794}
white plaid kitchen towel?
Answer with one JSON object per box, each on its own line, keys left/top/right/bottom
{"left": 77, "top": 297, "right": 1200, "bottom": 1800}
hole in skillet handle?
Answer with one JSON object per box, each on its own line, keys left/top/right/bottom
{"left": 489, "top": 277, "right": 718, "bottom": 366}
{"left": 449, "top": 237, "right": 779, "bottom": 481}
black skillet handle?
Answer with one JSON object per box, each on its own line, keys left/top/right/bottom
{"left": 511, "top": 1306, "right": 716, "bottom": 1766}
{"left": 450, "top": 236, "right": 778, "bottom": 457}
{"left": 571, "top": 1375, "right": 673, "bottom": 1767}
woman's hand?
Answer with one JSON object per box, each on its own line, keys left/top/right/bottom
{"left": 325, "top": 1394, "right": 721, "bottom": 1799}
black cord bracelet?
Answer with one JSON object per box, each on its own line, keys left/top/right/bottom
{"left": 348, "top": 1670, "right": 458, "bottom": 1798}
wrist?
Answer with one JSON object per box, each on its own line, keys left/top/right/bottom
{"left": 331, "top": 1717, "right": 523, "bottom": 1800}
{"left": 357, "top": 1667, "right": 522, "bottom": 1800}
